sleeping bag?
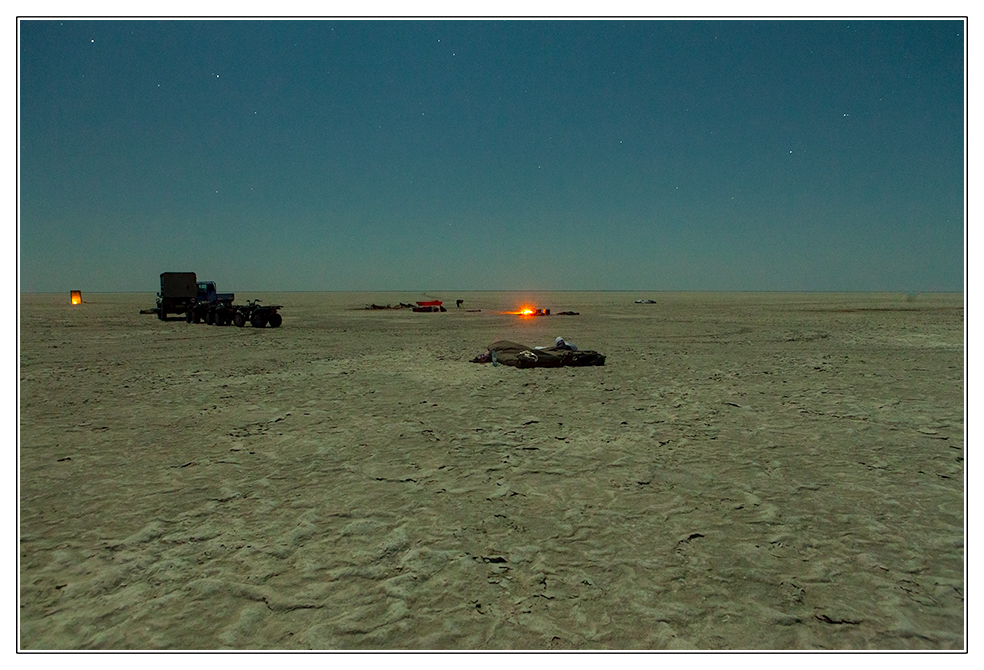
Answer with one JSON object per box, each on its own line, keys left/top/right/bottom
{"left": 479, "top": 340, "right": 606, "bottom": 368}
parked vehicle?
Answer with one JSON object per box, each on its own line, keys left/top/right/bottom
{"left": 157, "top": 272, "right": 197, "bottom": 320}
{"left": 197, "top": 280, "right": 234, "bottom": 305}
{"left": 154, "top": 273, "right": 283, "bottom": 327}
{"left": 185, "top": 281, "right": 236, "bottom": 324}
{"left": 233, "top": 300, "right": 283, "bottom": 328}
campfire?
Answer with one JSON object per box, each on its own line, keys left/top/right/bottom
{"left": 507, "top": 306, "right": 550, "bottom": 317}
{"left": 70, "top": 290, "right": 82, "bottom": 305}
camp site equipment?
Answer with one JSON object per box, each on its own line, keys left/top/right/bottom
{"left": 413, "top": 300, "right": 446, "bottom": 312}
{"left": 472, "top": 340, "right": 606, "bottom": 368}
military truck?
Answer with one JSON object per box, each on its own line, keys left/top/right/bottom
{"left": 156, "top": 272, "right": 197, "bottom": 320}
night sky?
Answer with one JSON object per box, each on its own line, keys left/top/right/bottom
{"left": 18, "top": 19, "right": 966, "bottom": 293}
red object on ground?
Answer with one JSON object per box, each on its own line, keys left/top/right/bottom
{"left": 416, "top": 300, "right": 443, "bottom": 306}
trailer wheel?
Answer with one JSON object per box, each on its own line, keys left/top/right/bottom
{"left": 206, "top": 310, "right": 215, "bottom": 325}
{"left": 233, "top": 312, "right": 246, "bottom": 327}
{"left": 251, "top": 313, "right": 267, "bottom": 328}
{"left": 268, "top": 313, "right": 282, "bottom": 328}
{"left": 185, "top": 310, "right": 193, "bottom": 323}
{"left": 158, "top": 307, "right": 166, "bottom": 321}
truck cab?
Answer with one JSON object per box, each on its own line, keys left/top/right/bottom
{"left": 196, "top": 281, "right": 234, "bottom": 305}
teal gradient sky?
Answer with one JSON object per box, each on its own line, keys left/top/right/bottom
{"left": 18, "top": 19, "right": 965, "bottom": 293}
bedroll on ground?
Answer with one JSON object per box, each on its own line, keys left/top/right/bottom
{"left": 482, "top": 340, "right": 606, "bottom": 368}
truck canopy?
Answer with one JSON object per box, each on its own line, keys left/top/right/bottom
{"left": 160, "top": 272, "right": 197, "bottom": 298}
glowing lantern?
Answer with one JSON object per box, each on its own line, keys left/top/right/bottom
{"left": 71, "top": 290, "right": 82, "bottom": 305}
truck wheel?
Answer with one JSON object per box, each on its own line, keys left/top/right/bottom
{"left": 251, "top": 313, "right": 267, "bottom": 328}
{"left": 206, "top": 310, "right": 215, "bottom": 325}
{"left": 233, "top": 312, "right": 246, "bottom": 327}
{"left": 193, "top": 312, "right": 201, "bottom": 324}
{"left": 268, "top": 313, "right": 282, "bottom": 328}
{"left": 185, "top": 310, "right": 193, "bottom": 323}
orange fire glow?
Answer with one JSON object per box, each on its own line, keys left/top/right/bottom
{"left": 504, "top": 306, "right": 540, "bottom": 316}
{"left": 70, "top": 290, "right": 82, "bottom": 305}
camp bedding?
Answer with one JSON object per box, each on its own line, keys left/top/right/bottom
{"left": 480, "top": 340, "right": 606, "bottom": 368}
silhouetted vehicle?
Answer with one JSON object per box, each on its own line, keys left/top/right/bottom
{"left": 157, "top": 272, "right": 197, "bottom": 320}
{"left": 233, "top": 300, "right": 283, "bottom": 328}
{"left": 186, "top": 281, "right": 236, "bottom": 325}
{"left": 155, "top": 273, "right": 283, "bottom": 327}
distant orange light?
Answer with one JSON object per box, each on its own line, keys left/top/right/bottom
{"left": 70, "top": 290, "right": 82, "bottom": 305}
{"left": 504, "top": 306, "right": 544, "bottom": 316}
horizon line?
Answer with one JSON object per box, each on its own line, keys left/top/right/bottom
{"left": 17, "top": 289, "right": 965, "bottom": 295}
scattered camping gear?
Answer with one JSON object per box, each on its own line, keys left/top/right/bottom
{"left": 552, "top": 337, "right": 577, "bottom": 350}
{"left": 366, "top": 303, "right": 414, "bottom": 310}
{"left": 413, "top": 300, "right": 446, "bottom": 312}
{"left": 470, "top": 340, "right": 606, "bottom": 368}
{"left": 507, "top": 307, "right": 577, "bottom": 316}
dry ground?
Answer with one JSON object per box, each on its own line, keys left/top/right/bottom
{"left": 18, "top": 291, "right": 964, "bottom": 650}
